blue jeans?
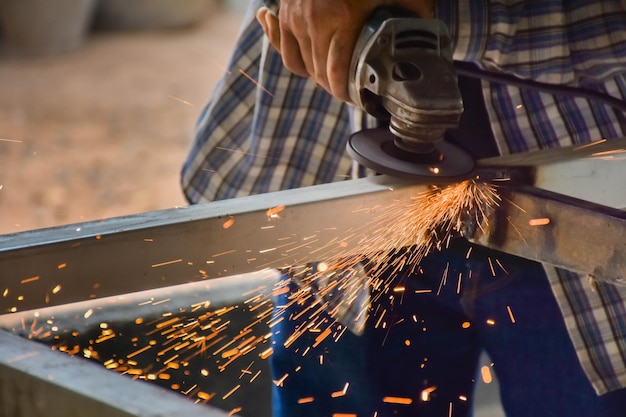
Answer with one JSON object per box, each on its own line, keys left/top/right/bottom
{"left": 270, "top": 238, "right": 626, "bottom": 416}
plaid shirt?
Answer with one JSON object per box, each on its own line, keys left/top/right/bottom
{"left": 182, "top": 0, "right": 626, "bottom": 394}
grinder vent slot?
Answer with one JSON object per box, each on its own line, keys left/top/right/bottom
{"left": 395, "top": 30, "right": 438, "bottom": 50}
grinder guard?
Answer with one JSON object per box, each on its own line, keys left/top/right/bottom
{"left": 348, "top": 11, "right": 463, "bottom": 147}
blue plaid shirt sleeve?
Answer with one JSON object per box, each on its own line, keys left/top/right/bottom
{"left": 182, "top": 0, "right": 626, "bottom": 395}
{"left": 181, "top": 0, "right": 356, "bottom": 203}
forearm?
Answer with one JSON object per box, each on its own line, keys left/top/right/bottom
{"left": 436, "top": 0, "right": 626, "bottom": 85}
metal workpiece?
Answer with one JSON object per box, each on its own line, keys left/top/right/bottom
{"left": 0, "top": 272, "right": 278, "bottom": 417}
{"left": 0, "top": 176, "right": 428, "bottom": 313}
{"left": 477, "top": 136, "right": 626, "bottom": 205}
{"left": 0, "top": 329, "right": 227, "bottom": 417}
{"left": 0, "top": 139, "right": 625, "bottom": 313}
{"left": 467, "top": 185, "right": 626, "bottom": 285}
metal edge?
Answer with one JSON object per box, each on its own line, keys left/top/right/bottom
{"left": 0, "top": 328, "right": 228, "bottom": 417}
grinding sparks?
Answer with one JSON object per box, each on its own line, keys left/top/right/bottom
{"left": 574, "top": 138, "right": 606, "bottom": 151}
{"left": 331, "top": 382, "right": 350, "bottom": 398}
{"left": 266, "top": 205, "right": 285, "bottom": 219}
{"left": 20, "top": 276, "right": 40, "bottom": 284}
{"left": 222, "top": 217, "right": 235, "bottom": 229}
{"left": 151, "top": 259, "right": 183, "bottom": 268}
{"left": 421, "top": 386, "right": 437, "bottom": 402}
{"left": 529, "top": 217, "right": 550, "bottom": 226}
{"left": 222, "top": 384, "right": 241, "bottom": 400}
{"left": 299, "top": 179, "right": 501, "bottom": 329}
{"left": 481, "top": 365, "right": 493, "bottom": 384}
{"left": 22, "top": 179, "right": 505, "bottom": 415}
{"left": 592, "top": 149, "right": 626, "bottom": 158}
{"left": 507, "top": 305, "right": 516, "bottom": 323}
{"left": 167, "top": 95, "right": 194, "bottom": 106}
{"left": 383, "top": 396, "right": 414, "bottom": 405}
{"left": 259, "top": 347, "right": 273, "bottom": 359}
{"left": 238, "top": 68, "right": 274, "bottom": 97}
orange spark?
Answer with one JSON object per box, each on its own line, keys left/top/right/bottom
{"left": 127, "top": 345, "right": 152, "bottom": 358}
{"left": 151, "top": 259, "right": 183, "bottom": 268}
{"left": 238, "top": 68, "right": 274, "bottom": 97}
{"left": 331, "top": 382, "right": 350, "bottom": 398}
{"left": 273, "top": 373, "right": 289, "bottom": 387}
{"left": 487, "top": 257, "right": 496, "bottom": 276}
{"left": 574, "top": 138, "right": 606, "bottom": 150}
{"left": 197, "top": 391, "right": 213, "bottom": 401}
{"left": 266, "top": 205, "right": 286, "bottom": 218}
{"left": 384, "top": 396, "right": 414, "bottom": 405}
{"left": 272, "top": 286, "right": 290, "bottom": 296}
{"left": 592, "top": 149, "right": 626, "bottom": 157}
{"left": 481, "top": 366, "right": 493, "bottom": 384}
{"left": 222, "top": 217, "right": 235, "bottom": 229}
{"left": 529, "top": 218, "right": 550, "bottom": 226}
{"left": 420, "top": 386, "right": 437, "bottom": 401}
{"left": 298, "top": 397, "right": 315, "bottom": 404}
{"left": 312, "top": 327, "right": 332, "bottom": 348}
{"left": 20, "top": 276, "right": 40, "bottom": 284}
{"left": 507, "top": 305, "right": 516, "bottom": 323}
{"left": 167, "top": 95, "right": 194, "bottom": 106}
{"left": 259, "top": 347, "right": 274, "bottom": 359}
{"left": 222, "top": 384, "right": 241, "bottom": 400}
{"left": 212, "top": 249, "right": 237, "bottom": 257}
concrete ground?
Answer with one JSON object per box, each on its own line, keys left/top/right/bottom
{"left": 0, "top": 2, "right": 245, "bottom": 234}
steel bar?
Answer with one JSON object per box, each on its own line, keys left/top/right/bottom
{"left": 0, "top": 329, "right": 228, "bottom": 417}
{"left": 1, "top": 148, "right": 625, "bottom": 314}
{"left": 468, "top": 186, "right": 626, "bottom": 286}
{"left": 0, "top": 176, "right": 425, "bottom": 313}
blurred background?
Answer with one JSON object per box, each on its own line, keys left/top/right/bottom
{"left": 0, "top": 0, "right": 247, "bottom": 234}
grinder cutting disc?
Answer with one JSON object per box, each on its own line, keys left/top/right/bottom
{"left": 347, "top": 128, "right": 475, "bottom": 182}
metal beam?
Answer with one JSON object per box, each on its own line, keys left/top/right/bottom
{"left": 0, "top": 329, "right": 228, "bottom": 417}
{"left": 1, "top": 148, "right": 625, "bottom": 314}
{"left": 0, "top": 176, "right": 426, "bottom": 313}
{"left": 468, "top": 186, "right": 626, "bottom": 286}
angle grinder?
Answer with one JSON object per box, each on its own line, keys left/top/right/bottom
{"left": 347, "top": 8, "right": 474, "bottom": 181}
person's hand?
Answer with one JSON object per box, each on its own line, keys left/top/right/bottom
{"left": 257, "top": 0, "right": 433, "bottom": 102}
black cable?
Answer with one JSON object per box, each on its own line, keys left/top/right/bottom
{"left": 454, "top": 60, "right": 626, "bottom": 114}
